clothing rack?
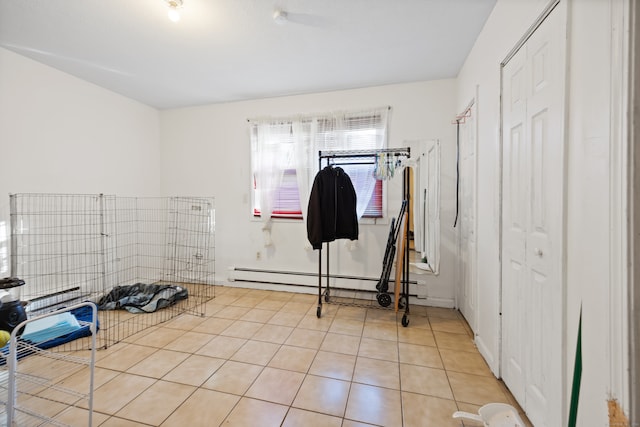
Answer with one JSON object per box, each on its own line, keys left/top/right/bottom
{"left": 315, "top": 147, "right": 413, "bottom": 327}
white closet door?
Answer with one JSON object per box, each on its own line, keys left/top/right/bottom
{"left": 501, "top": 5, "right": 565, "bottom": 426}
{"left": 459, "top": 107, "right": 478, "bottom": 332}
{"left": 501, "top": 41, "right": 528, "bottom": 406}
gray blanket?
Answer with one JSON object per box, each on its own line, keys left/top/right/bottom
{"left": 97, "top": 283, "right": 188, "bottom": 313}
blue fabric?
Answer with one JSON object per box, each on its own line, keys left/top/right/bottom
{"left": 0, "top": 305, "right": 98, "bottom": 365}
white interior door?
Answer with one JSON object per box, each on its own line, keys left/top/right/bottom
{"left": 458, "top": 102, "right": 478, "bottom": 332}
{"left": 500, "top": 5, "right": 565, "bottom": 426}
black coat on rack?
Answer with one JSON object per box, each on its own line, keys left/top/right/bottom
{"left": 307, "top": 165, "right": 358, "bottom": 250}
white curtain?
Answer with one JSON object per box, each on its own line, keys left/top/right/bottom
{"left": 253, "top": 120, "right": 291, "bottom": 246}
{"left": 291, "top": 107, "right": 389, "bottom": 222}
{"left": 337, "top": 108, "right": 388, "bottom": 219}
{"left": 292, "top": 119, "right": 315, "bottom": 250}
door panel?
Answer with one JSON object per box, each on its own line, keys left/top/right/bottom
{"left": 503, "top": 258, "right": 526, "bottom": 402}
{"left": 524, "top": 8, "right": 564, "bottom": 424}
{"left": 501, "top": 5, "right": 565, "bottom": 426}
{"left": 501, "top": 43, "right": 527, "bottom": 404}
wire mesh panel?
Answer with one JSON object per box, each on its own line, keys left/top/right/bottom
{"left": 99, "top": 196, "right": 170, "bottom": 349}
{"left": 164, "top": 197, "right": 216, "bottom": 301}
{"left": 9, "top": 194, "right": 216, "bottom": 350}
{"left": 98, "top": 196, "right": 216, "bottom": 348}
{"left": 9, "top": 194, "right": 106, "bottom": 313}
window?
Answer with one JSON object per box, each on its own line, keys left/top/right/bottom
{"left": 250, "top": 108, "right": 389, "bottom": 221}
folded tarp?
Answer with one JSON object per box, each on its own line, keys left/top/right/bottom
{"left": 97, "top": 283, "right": 188, "bottom": 313}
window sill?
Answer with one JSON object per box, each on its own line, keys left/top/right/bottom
{"left": 250, "top": 216, "right": 389, "bottom": 225}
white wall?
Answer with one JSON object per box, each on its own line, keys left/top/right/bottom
{"left": 0, "top": 47, "right": 161, "bottom": 197}
{"left": 159, "top": 80, "right": 458, "bottom": 305}
{"left": 0, "top": 47, "right": 162, "bottom": 275}
{"left": 457, "top": 0, "right": 629, "bottom": 425}
{"left": 564, "top": 1, "right": 628, "bottom": 425}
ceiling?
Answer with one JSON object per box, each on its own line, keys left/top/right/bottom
{"left": 0, "top": 0, "right": 496, "bottom": 110}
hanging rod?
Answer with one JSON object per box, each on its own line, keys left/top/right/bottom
{"left": 325, "top": 161, "right": 376, "bottom": 166}
{"left": 319, "top": 147, "right": 410, "bottom": 159}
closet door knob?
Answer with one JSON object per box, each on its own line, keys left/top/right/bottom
{"left": 534, "top": 248, "right": 543, "bottom": 257}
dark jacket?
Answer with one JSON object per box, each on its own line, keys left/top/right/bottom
{"left": 307, "top": 166, "right": 358, "bottom": 250}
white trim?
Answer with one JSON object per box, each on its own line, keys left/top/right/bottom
{"left": 608, "top": 0, "right": 631, "bottom": 414}
{"left": 629, "top": 0, "right": 640, "bottom": 421}
{"left": 472, "top": 86, "right": 480, "bottom": 333}
{"left": 500, "top": 0, "right": 561, "bottom": 67}
{"left": 475, "top": 335, "right": 497, "bottom": 373}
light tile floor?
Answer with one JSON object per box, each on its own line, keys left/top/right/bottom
{"left": 37, "top": 286, "right": 534, "bottom": 426}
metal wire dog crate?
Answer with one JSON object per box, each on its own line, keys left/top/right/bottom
{"left": 8, "top": 193, "right": 216, "bottom": 349}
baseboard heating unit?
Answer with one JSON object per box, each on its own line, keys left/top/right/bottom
{"left": 228, "top": 266, "right": 426, "bottom": 299}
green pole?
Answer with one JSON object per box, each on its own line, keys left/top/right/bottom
{"left": 568, "top": 307, "right": 582, "bottom": 427}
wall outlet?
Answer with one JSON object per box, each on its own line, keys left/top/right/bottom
{"left": 256, "top": 251, "right": 261, "bottom": 260}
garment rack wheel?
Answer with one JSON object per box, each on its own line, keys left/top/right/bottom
{"left": 376, "top": 293, "right": 392, "bottom": 307}
{"left": 316, "top": 305, "right": 322, "bottom": 318}
{"left": 402, "top": 313, "right": 409, "bottom": 327}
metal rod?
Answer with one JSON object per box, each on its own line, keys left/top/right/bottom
{"left": 318, "top": 249, "right": 322, "bottom": 309}
{"left": 233, "top": 267, "right": 419, "bottom": 282}
{"left": 404, "top": 166, "right": 411, "bottom": 317}
{"left": 326, "top": 161, "right": 376, "bottom": 166}
{"left": 319, "top": 147, "right": 411, "bottom": 159}
{"left": 501, "top": 0, "right": 560, "bottom": 66}
{"left": 9, "top": 194, "right": 17, "bottom": 277}
{"left": 326, "top": 242, "right": 330, "bottom": 296}
{"left": 99, "top": 194, "right": 108, "bottom": 305}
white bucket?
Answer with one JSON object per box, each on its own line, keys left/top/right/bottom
{"left": 452, "top": 403, "right": 525, "bottom": 426}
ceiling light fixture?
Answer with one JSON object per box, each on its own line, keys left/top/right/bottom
{"left": 273, "top": 9, "right": 288, "bottom": 25}
{"left": 165, "top": 0, "right": 183, "bottom": 22}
